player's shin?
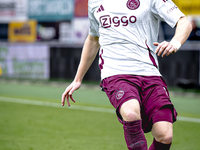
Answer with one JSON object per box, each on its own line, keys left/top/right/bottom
{"left": 123, "top": 120, "right": 148, "bottom": 150}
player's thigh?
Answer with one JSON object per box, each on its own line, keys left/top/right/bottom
{"left": 120, "top": 99, "right": 141, "bottom": 121}
{"left": 151, "top": 121, "right": 173, "bottom": 144}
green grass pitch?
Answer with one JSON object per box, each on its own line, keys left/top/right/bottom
{"left": 0, "top": 80, "right": 200, "bottom": 150}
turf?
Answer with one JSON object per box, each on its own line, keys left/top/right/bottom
{"left": 0, "top": 80, "right": 200, "bottom": 150}
{"left": 0, "top": 102, "right": 126, "bottom": 150}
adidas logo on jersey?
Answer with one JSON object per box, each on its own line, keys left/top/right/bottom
{"left": 97, "top": 5, "right": 104, "bottom": 13}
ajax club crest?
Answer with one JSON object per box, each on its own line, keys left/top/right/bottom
{"left": 116, "top": 90, "right": 125, "bottom": 100}
{"left": 127, "top": 0, "right": 140, "bottom": 10}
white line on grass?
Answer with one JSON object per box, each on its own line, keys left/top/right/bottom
{"left": 0, "top": 96, "right": 115, "bottom": 113}
{"left": 177, "top": 116, "right": 200, "bottom": 123}
{"left": 0, "top": 96, "right": 200, "bottom": 123}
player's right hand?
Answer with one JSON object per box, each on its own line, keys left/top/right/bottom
{"left": 61, "top": 81, "right": 81, "bottom": 107}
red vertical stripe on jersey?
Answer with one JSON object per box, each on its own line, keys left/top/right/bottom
{"left": 99, "top": 49, "right": 104, "bottom": 70}
{"left": 145, "top": 40, "right": 158, "bottom": 68}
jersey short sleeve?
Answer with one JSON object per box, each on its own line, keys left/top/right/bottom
{"left": 151, "top": 0, "right": 185, "bottom": 28}
{"left": 88, "top": 1, "right": 99, "bottom": 37}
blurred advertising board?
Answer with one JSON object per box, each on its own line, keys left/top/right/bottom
{"left": 8, "top": 20, "right": 37, "bottom": 42}
{"left": 0, "top": 44, "right": 49, "bottom": 79}
{"left": 37, "top": 22, "right": 59, "bottom": 41}
{"left": 59, "top": 18, "right": 89, "bottom": 45}
{"left": 75, "top": 0, "right": 88, "bottom": 17}
{"left": 0, "top": 0, "right": 27, "bottom": 23}
{"left": 59, "top": 22, "right": 73, "bottom": 44}
{"left": 173, "top": 0, "right": 200, "bottom": 15}
{"left": 28, "top": 0, "right": 74, "bottom": 22}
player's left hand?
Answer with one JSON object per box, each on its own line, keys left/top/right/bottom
{"left": 153, "top": 41, "right": 178, "bottom": 57}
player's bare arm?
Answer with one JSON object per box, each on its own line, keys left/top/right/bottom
{"left": 62, "top": 35, "right": 100, "bottom": 106}
{"left": 154, "top": 16, "right": 192, "bottom": 57}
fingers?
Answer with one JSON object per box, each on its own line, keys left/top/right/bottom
{"left": 162, "top": 44, "right": 173, "bottom": 57}
{"left": 62, "top": 92, "right": 76, "bottom": 107}
{"left": 155, "top": 41, "right": 168, "bottom": 57}
{"left": 62, "top": 81, "right": 80, "bottom": 106}
{"left": 66, "top": 94, "right": 70, "bottom": 107}
{"left": 154, "top": 42, "right": 163, "bottom": 54}
{"left": 66, "top": 93, "right": 76, "bottom": 107}
{"left": 70, "top": 95, "right": 76, "bottom": 103}
{"left": 153, "top": 42, "right": 159, "bottom": 46}
{"left": 62, "top": 91, "right": 67, "bottom": 106}
{"left": 62, "top": 85, "right": 74, "bottom": 107}
{"left": 62, "top": 91, "right": 76, "bottom": 107}
{"left": 61, "top": 92, "right": 66, "bottom": 106}
{"left": 154, "top": 41, "right": 178, "bottom": 57}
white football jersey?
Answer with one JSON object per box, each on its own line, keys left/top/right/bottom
{"left": 88, "top": 0, "right": 185, "bottom": 80}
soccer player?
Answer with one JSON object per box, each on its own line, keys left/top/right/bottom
{"left": 62, "top": 0, "right": 192, "bottom": 149}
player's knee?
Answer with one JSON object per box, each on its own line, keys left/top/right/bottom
{"left": 152, "top": 121, "right": 173, "bottom": 144}
{"left": 155, "top": 131, "right": 173, "bottom": 144}
{"left": 121, "top": 109, "right": 141, "bottom": 121}
{"left": 120, "top": 99, "right": 141, "bottom": 122}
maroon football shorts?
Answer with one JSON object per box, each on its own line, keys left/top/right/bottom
{"left": 101, "top": 74, "right": 177, "bottom": 133}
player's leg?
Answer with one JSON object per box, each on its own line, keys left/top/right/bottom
{"left": 149, "top": 121, "right": 173, "bottom": 150}
{"left": 149, "top": 107, "right": 173, "bottom": 150}
{"left": 101, "top": 75, "right": 148, "bottom": 150}
{"left": 139, "top": 76, "right": 177, "bottom": 150}
{"left": 120, "top": 99, "right": 141, "bottom": 121}
{"left": 120, "top": 99, "right": 148, "bottom": 150}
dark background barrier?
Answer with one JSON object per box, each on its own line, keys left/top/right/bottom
{"left": 158, "top": 50, "right": 199, "bottom": 87}
{"left": 50, "top": 47, "right": 101, "bottom": 82}
{"left": 49, "top": 42, "right": 200, "bottom": 87}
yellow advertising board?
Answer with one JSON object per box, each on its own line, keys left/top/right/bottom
{"left": 173, "top": 0, "right": 200, "bottom": 15}
{"left": 8, "top": 20, "right": 37, "bottom": 42}
{"left": 0, "top": 65, "right": 2, "bottom": 76}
